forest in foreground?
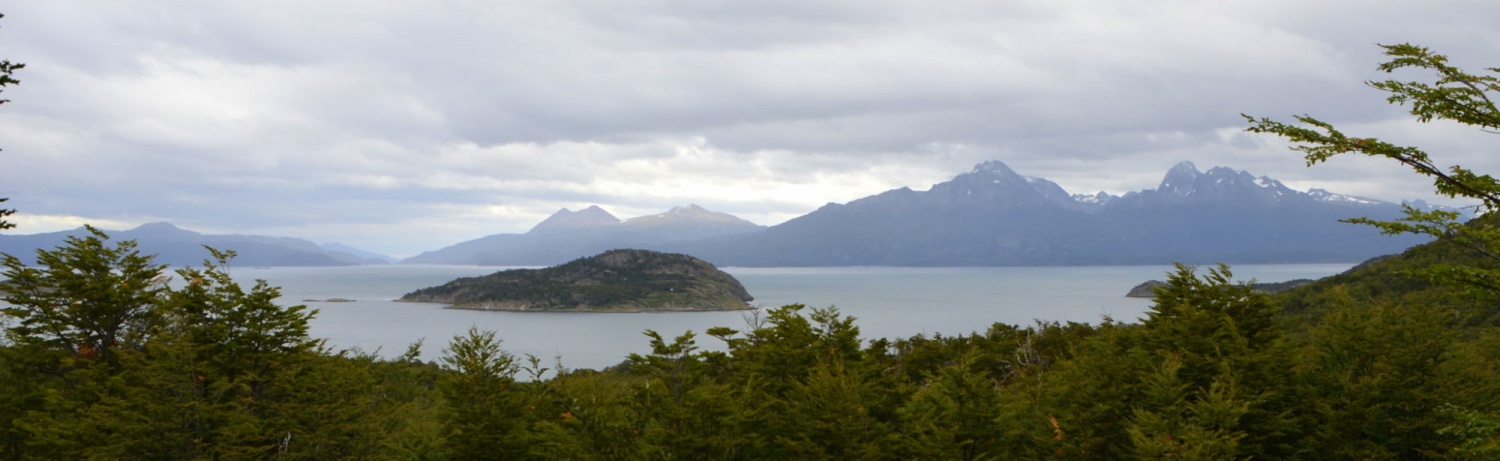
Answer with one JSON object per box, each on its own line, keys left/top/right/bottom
{"left": 3, "top": 224, "right": 1500, "bottom": 460}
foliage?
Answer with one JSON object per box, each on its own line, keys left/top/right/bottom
{"left": 1248, "top": 42, "right": 1500, "bottom": 459}
{"left": 440, "top": 327, "right": 527, "bottom": 460}
{"left": 1245, "top": 43, "right": 1500, "bottom": 294}
{"left": 0, "top": 13, "right": 20, "bottom": 231}
{"left": 1, "top": 226, "right": 168, "bottom": 367}
{"left": 1, "top": 226, "right": 1497, "bottom": 459}
{"left": 0, "top": 229, "right": 440, "bottom": 459}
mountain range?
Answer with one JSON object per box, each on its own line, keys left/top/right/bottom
{"left": 0, "top": 222, "right": 393, "bottom": 267}
{"left": 0, "top": 160, "right": 1436, "bottom": 267}
{"left": 402, "top": 204, "right": 764, "bottom": 265}
{"left": 655, "top": 161, "right": 1427, "bottom": 266}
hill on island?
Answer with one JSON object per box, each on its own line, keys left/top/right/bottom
{"left": 397, "top": 249, "right": 753, "bottom": 312}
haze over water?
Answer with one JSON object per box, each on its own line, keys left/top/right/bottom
{"left": 248, "top": 264, "right": 1354, "bottom": 372}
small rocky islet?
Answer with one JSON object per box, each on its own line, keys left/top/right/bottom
{"left": 397, "top": 249, "right": 753, "bottom": 312}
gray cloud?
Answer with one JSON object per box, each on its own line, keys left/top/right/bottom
{"left": 2, "top": 0, "right": 1497, "bottom": 257}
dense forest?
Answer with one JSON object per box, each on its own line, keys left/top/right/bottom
{"left": 4, "top": 37, "right": 1500, "bottom": 461}
{"left": 3, "top": 220, "right": 1499, "bottom": 460}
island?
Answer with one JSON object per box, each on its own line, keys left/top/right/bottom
{"left": 397, "top": 249, "right": 754, "bottom": 312}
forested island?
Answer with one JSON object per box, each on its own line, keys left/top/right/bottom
{"left": 398, "top": 249, "right": 754, "bottom": 312}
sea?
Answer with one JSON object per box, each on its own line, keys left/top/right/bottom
{"left": 233, "top": 263, "right": 1354, "bottom": 372}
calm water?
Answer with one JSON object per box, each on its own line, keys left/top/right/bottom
{"left": 234, "top": 263, "right": 1354, "bottom": 371}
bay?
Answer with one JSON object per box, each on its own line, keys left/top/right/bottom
{"left": 237, "top": 263, "right": 1354, "bottom": 372}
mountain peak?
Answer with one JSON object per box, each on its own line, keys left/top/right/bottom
{"left": 1159, "top": 161, "right": 1202, "bottom": 195}
{"left": 128, "top": 222, "right": 202, "bottom": 239}
{"left": 1169, "top": 160, "right": 1198, "bottom": 173}
{"left": 972, "top": 160, "right": 1021, "bottom": 176}
{"left": 134, "top": 221, "right": 184, "bottom": 232}
{"left": 529, "top": 206, "right": 621, "bottom": 234}
{"left": 667, "top": 204, "right": 710, "bottom": 214}
{"left": 623, "top": 205, "right": 762, "bottom": 230}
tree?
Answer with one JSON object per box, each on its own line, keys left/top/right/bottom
{"left": 1245, "top": 43, "right": 1500, "bottom": 295}
{"left": 439, "top": 327, "right": 527, "bottom": 460}
{"left": 1247, "top": 43, "right": 1500, "bottom": 459}
{"left": 0, "top": 226, "right": 168, "bottom": 367}
{"left": 0, "top": 13, "right": 23, "bottom": 230}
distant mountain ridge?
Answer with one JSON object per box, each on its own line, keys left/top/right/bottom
{"left": 402, "top": 204, "right": 765, "bottom": 266}
{"left": 667, "top": 160, "right": 1430, "bottom": 266}
{"left": 0, "top": 223, "right": 393, "bottom": 267}
{"left": 0, "top": 161, "right": 1440, "bottom": 267}
{"left": 404, "top": 160, "right": 1430, "bottom": 267}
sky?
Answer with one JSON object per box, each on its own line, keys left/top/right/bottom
{"left": 1, "top": 1, "right": 1497, "bottom": 258}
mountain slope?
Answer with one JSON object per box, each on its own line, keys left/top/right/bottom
{"left": 401, "top": 205, "right": 765, "bottom": 265}
{"left": 674, "top": 160, "right": 1428, "bottom": 266}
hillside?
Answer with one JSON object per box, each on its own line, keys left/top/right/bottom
{"left": 397, "top": 249, "right": 753, "bottom": 312}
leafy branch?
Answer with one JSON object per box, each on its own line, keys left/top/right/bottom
{"left": 1245, "top": 43, "right": 1500, "bottom": 296}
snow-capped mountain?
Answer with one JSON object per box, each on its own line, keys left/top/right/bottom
{"left": 674, "top": 160, "right": 1425, "bottom": 266}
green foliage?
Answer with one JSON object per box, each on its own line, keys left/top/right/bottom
{"left": 0, "top": 229, "right": 442, "bottom": 460}
{"left": 1, "top": 226, "right": 167, "bottom": 367}
{"left": 1246, "top": 43, "right": 1500, "bottom": 293}
{"left": 1142, "top": 264, "right": 1284, "bottom": 390}
{"left": 895, "top": 351, "right": 1020, "bottom": 461}
{"left": 2, "top": 237, "right": 1494, "bottom": 459}
{"left": 440, "top": 327, "right": 527, "bottom": 460}
{"left": 1126, "top": 355, "right": 1249, "bottom": 461}
{"left": 1250, "top": 43, "right": 1500, "bottom": 454}
{"left": 1293, "top": 290, "right": 1461, "bottom": 459}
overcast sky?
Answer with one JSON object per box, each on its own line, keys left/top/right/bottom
{"left": 2, "top": 1, "right": 1497, "bottom": 258}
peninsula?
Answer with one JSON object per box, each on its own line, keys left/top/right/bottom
{"left": 397, "top": 249, "right": 754, "bottom": 312}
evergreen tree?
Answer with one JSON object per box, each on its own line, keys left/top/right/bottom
{"left": 1293, "top": 289, "right": 1460, "bottom": 459}
{"left": 1138, "top": 264, "right": 1295, "bottom": 459}
{"left": 440, "top": 327, "right": 528, "bottom": 460}
{"left": 1248, "top": 43, "right": 1500, "bottom": 455}
{"left": 1, "top": 226, "right": 168, "bottom": 367}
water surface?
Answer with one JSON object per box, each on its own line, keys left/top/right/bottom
{"left": 237, "top": 263, "right": 1353, "bottom": 371}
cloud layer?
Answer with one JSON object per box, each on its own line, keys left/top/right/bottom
{"left": 2, "top": 1, "right": 1497, "bottom": 257}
